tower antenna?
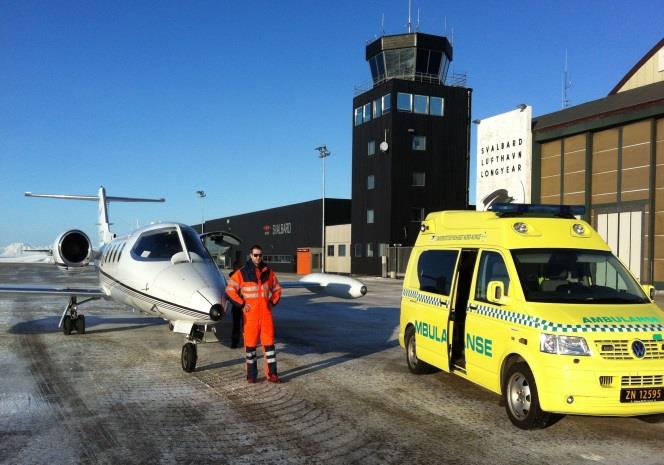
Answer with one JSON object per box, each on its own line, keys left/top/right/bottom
{"left": 407, "top": 0, "right": 412, "bottom": 33}
{"left": 416, "top": 8, "right": 420, "bottom": 31}
{"left": 563, "top": 49, "right": 572, "bottom": 108}
{"left": 381, "top": 13, "right": 385, "bottom": 35}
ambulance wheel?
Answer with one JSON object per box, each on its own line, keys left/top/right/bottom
{"left": 405, "top": 327, "right": 433, "bottom": 374}
{"left": 503, "top": 362, "right": 551, "bottom": 429}
{"left": 63, "top": 316, "right": 73, "bottom": 335}
{"left": 74, "top": 315, "right": 85, "bottom": 334}
{"left": 181, "top": 343, "right": 197, "bottom": 373}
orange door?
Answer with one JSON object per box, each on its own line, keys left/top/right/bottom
{"left": 297, "top": 248, "right": 311, "bottom": 275}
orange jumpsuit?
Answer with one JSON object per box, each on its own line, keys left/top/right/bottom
{"left": 226, "top": 261, "right": 282, "bottom": 381}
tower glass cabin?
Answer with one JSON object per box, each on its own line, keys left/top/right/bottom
{"left": 351, "top": 32, "right": 472, "bottom": 275}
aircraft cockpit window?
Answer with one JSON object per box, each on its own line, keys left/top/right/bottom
{"left": 132, "top": 228, "right": 183, "bottom": 260}
{"left": 181, "top": 227, "right": 210, "bottom": 260}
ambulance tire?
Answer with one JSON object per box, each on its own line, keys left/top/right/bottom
{"left": 405, "top": 327, "right": 434, "bottom": 374}
{"left": 503, "top": 362, "right": 551, "bottom": 429}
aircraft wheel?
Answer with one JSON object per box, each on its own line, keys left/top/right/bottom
{"left": 63, "top": 316, "right": 73, "bottom": 335}
{"left": 168, "top": 322, "right": 174, "bottom": 331}
{"left": 74, "top": 315, "right": 86, "bottom": 334}
{"left": 181, "top": 343, "right": 197, "bottom": 373}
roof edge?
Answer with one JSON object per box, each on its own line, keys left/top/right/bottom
{"left": 609, "top": 37, "right": 664, "bottom": 95}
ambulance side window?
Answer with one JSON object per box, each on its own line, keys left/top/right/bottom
{"left": 417, "top": 250, "right": 458, "bottom": 296}
{"left": 475, "top": 251, "right": 510, "bottom": 302}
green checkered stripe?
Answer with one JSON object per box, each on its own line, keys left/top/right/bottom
{"left": 470, "top": 304, "right": 664, "bottom": 334}
{"left": 402, "top": 288, "right": 447, "bottom": 308}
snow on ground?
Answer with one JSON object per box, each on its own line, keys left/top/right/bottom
{"left": 0, "top": 243, "right": 52, "bottom": 263}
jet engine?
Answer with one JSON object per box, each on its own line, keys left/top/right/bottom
{"left": 52, "top": 230, "right": 93, "bottom": 269}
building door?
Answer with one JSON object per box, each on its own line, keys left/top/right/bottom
{"left": 595, "top": 209, "right": 642, "bottom": 281}
{"left": 297, "top": 248, "right": 311, "bottom": 275}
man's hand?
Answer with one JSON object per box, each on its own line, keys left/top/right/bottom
{"left": 243, "top": 303, "right": 251, "bottom": 313}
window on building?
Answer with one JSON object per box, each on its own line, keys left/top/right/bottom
{"left": 417, "top": 250, "right": 459, "bottom": 295}
{"left": 363, "top": 103, "right": 372, "bottom": 122}
{"left": 378, "top": 243, "right": 388, "bottom": 257}
{"left": 397, "top": 92, "right": 412, "bottom": 112}
{"left": 354, "top": 244, "right": 363, "bottom": 257}
{"left": 413, "top": 94, "right": 429, "bottom": 114}
{"left": 367, "top": 209, "right": 375, "bottom": 224}
{"left": 412, "top": 172, "right": 426, "bottom": 186}
{"left": 367, "top": 174, "right": 375, "bottom": 190}
{"left": 411, "top": 207, "right": 425, "bottom": 222}
{"left": 373, "top": 98, "right": 382, "bottom": 118}
{"left": 354, "top": 107, "right": 363, "bottom": 126}
{"left": 327, "top": 245, "right": 334, "bottom": 257}
{"left": 368, "top": 140, "right": 376, "bottom": 156}
{"left": 382, "top": 94, "right": 391, "bottom": 113}
{"left": 367, "top": 242, "right": 374, "bottom": 257}
{"left": 338, "top": 244, "right": 346, "bottom": 257}
{"left": 430, "top": 96, "right": 444, "bottom": 116}
{"left": 412, "top": 135, "right": 426, "bottom": 151}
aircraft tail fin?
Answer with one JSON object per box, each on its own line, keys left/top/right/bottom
{"left": 25, "top": 186, "right": 165, "bottom": 245}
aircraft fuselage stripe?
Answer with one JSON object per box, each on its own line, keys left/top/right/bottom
{"left": 98, "top": 269, "right": 210, "bottom": 320}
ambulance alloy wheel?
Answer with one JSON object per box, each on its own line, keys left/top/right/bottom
{"left": 63, "top": 316, "right": 73, "bottom": 335}
{"left": 503, "top": 362, "right": 551, "bottom": 429}
{"left": 181, "top": 343, "right": 197, "bottom": 373}
{"left": 74, "top": 315, "right": 86, "bottom": 334}
{"left": 405, "top": 327, "right": 433, "bottom": 374}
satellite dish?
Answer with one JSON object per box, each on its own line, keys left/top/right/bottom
{"left": 379, "top": 141, "right": 389, "bottom": 152}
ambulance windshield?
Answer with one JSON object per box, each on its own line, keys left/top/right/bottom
{"left": 511, "top": 249, "right": 649, "bottom": 304}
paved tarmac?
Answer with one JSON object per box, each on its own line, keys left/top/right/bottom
{"left": 0, "top": 263, "right": 663, "bottom": 465}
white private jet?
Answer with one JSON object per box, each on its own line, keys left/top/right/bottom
{"left": 0, "top": 186, "right": 367, "bottom": 372}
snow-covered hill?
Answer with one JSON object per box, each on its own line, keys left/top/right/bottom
{"left": 0, "top": 243, "right": 52, "bottom": 263}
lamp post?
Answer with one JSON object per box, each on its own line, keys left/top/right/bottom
{"left": 314, "top": 145, "right": 330, "bottom": 273}
{"left": 196, "top": 190, "right": 206, "bottom": 234}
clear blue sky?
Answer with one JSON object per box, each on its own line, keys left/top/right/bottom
{"left": 1, "top": 1, "right": 662, "bottom": 247}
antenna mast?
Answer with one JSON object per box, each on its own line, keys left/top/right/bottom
{"left": 407, "top": 0, "right": 412, "bottom": 33}
{"left": 563, "top": 49, "right": 572, "bottom": 108}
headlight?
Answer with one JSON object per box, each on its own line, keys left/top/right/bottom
{"left": 540, "top": 334, "right": 591, "bottom": 356}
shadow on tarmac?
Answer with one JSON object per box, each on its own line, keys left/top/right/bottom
{"left": 9, "top": 315, "right": 166, "bottom": 335}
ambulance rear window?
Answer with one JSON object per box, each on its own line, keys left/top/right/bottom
{"left": 417, "top": 250, "right": 458, "bottom": 296}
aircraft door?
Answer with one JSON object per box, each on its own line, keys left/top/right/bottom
{"left": 413, "top": 249, "right": 459, "bottom": 370}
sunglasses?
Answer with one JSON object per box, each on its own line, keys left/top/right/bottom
{"left": 252, "top": 253, "right": 262, "bottom": 258}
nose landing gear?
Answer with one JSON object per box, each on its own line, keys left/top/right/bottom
{"left": 60, "top": 296, "right": 97, "bottom": 335}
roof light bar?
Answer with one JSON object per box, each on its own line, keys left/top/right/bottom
{"left": 489, "top": 203, "right": 586, "bottom": 217}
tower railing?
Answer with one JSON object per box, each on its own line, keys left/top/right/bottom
{"left": 353, "top": 71, "right": 467, "bottom": 96}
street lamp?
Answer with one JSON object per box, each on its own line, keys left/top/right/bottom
{"left": 196, "top": 190, "right": 206, "bottom": 234}
{"left": 314, "top": 145, "right": 330, "bottom": 273}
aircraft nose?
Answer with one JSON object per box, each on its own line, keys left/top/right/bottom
{"left": 189, "top": 286, "right": 224, "bottom": 319}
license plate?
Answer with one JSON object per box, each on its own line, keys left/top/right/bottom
{"left": 620, "top": 387, "right": 664, "bottom": 403}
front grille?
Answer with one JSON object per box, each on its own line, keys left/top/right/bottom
{"left": 595, "top": 340, "right": 664, "bottom": 360}
{"left": 621, "top": 375, "right": 664, "bottom": 387}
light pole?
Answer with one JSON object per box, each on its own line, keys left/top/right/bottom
{"left": 314, "top": 145, "right": 330, "bottom": 273}
{"left": 196, "top": 190, "right": 206, "bottom": 234}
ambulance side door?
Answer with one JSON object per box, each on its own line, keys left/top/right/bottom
{"left": 412, "top": 249, "right": 459, "bottom": 371}
{"left": 465, "top": 249, "right": 510, "bottom": 391}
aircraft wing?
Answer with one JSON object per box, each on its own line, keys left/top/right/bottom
{"left": 279, "top": 273, "right": 367, "bottom": 299}
{"left": 0, "top": 285, "right": 105, "bottom": 297}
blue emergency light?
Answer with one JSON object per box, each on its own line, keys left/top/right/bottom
{"left": 489, "top": 203, "right": 586, "bottom": 217}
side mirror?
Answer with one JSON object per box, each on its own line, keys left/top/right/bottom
{"left": 642, "top": 284, "right": 656, "bottom": 301}
{"left": 487, "top": 281, "right": 510, "bottom": 306}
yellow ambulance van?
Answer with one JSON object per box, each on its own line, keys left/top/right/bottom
{"left": 399, "top": 204, "right": 663, "bottom": 429}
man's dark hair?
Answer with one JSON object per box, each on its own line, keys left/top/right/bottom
{"left": 250, "top": 244, "right": 262, "bottom": 252}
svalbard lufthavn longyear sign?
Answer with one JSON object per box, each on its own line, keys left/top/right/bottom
{"left": 475, "top": 106, "right": 532, "bottom": 211}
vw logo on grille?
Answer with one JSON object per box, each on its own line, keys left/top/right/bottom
{"left": 631, "top": 340, "right": 646, "bottom": 358}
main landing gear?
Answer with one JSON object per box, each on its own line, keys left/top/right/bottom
{"left": 181, "top": 324, "right": 205, "bottom": 373}
{"left": 60, "top": 296, "right": 98, "bottom": 335}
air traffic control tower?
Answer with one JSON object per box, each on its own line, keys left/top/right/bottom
{"left": 351, "top": 32, "right": 472, "bottom": 275}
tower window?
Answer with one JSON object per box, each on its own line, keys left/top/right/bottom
{"left": 367, "top": 209, "right": 375, "bottom": 224}
{"left": 363, "top": 103, "right": 372, "bottom": 122}
{"left": 397, "top": 92, "right": 412, "bottom": 112}
{"left": 373, "top": 99, "right": 382, "bottom": 118}
{"left": 412, "top": 135, "right": 426, "bottom": 151}
{"left": 367, "top": 175, "right": 375, "bottom": 190}
{"left": 354, "top": 244, "right": 363, "bottom": 257}
{"left": 412, "top": 172, "right": 426, "bottom": 186}
{"left": 430, "top": 97, "right": 444, "bottom": 116}
{"left": 382, "top": 94, "right": 391, "bottom": 113}
{"left": 366, "top": 243, "right": 374, "bottom": 258}
{"left": 368, "top": 140, "right": 376, "bottom": 156}
{"left": 414, "top": 95, "right": 429, "bottom": 114}
{"left": 354, "top": 107, "right": 363, "bottom": 126}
